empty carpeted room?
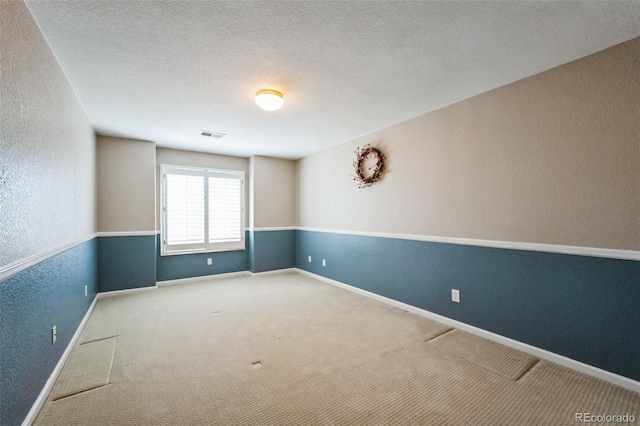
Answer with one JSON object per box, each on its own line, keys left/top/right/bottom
{"left": 1, "top": 1, "right": 639, "bottom": 425}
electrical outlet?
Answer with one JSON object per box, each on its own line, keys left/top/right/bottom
{"left": 85, "top": 285, "right": 88, "bottom": 297}
{"left": 52, "top": 326, "right": 57, "bottom": 344}
{"left": 207, "top": 258, "right": 212, "bottom": 265}
{"left": 451, "top": 289, "right": 460, "bottom": 303}
{"left": 322, "top": 259, "right": 326, "bottom": 267}
{"left": 308, "top": 256, "right": 312, "bottom": 263}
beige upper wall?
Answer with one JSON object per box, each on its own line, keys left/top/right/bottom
{"left": 298, "top": 38, "right": 640, "bottom": 251}
{"left": 97, "top": 136, "right": 156, "bottom": 232}
{"left": 0, "top": 0, "right": 96, "bottom": 267}
{"left": 250, "top": 156, "right": 296, "bottom": 228}
{"left": 156, "top": 148, "right": 250, "bottom": 229}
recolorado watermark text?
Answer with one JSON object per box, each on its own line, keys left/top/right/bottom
{"left": 575, "top": 413, "right": 636, "bottom": 423}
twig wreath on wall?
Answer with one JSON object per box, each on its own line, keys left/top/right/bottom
{"left": 353, "top": 144, "right": 386, "bottom": 188}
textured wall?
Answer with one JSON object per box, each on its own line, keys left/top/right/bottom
{"left": 247, "top": 156, "right": 296, "bottom": 273}
{"left": 298, "top": 39, "right": 640, "bottom": 251}
{"left": 0, "top": 3, "right": 98, "bottom": 424}
{"left": 0, "top": 0, "right": 96, "bottom": 268}
{"left": 250, "top": 156, "right": 296, "bottom": 228}
{"left": 97, "top": 136, "right": 156, "bottom": 232}
{"left": 156, "top": 147, "right": 249, "bottom": 229}
{"left": 249, "top": 230, "right": 296, "bottom": 273}
{"left": 98, "top": 236, "right": 156, "bottom": 292}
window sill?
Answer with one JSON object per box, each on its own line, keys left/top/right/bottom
{"left": 161, "top": 243, "right": 246, "bottom": 256}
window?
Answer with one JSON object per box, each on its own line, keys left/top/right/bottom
{"left": 161, "top": 164, "right": 244, "bottom": 255}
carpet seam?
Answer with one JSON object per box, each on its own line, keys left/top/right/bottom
{"left": 50, "top": 336, "right": 118, "bottom": 402}
{"left": 423, "top": 328, "right": 455, "bottom": 343}
{"left": 515, "top": 358, "right": 541, "bottom": 382}
{"left": 106, "top": 336, "right": 117, "bottom": 386}
{"left": 79, "top": 335, "right": 120, "bottom": 345}
{"left": 51, "top": 383, "right": 112, "bottom": 401}
{"left": 426, "top": 343, "right": 537, "bottom": 382}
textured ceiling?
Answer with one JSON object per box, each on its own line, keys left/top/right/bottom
{"left": 25, "top": 1, "right": 640, "bottom": 159}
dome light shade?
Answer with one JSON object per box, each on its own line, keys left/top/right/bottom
{"left": 255, "top": 89, "right": 284, "bottom": 111}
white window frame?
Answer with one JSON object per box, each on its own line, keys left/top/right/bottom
{"left": 160, "top": 164, "right": 245, "bottom": 256}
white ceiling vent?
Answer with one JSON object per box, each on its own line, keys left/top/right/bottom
{"left": 201, "top": 130, "right": 226, "bottom": 138}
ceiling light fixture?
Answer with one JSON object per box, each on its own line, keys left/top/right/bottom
{"left": 255, "top": 89, "right": 284, "bottom": 111}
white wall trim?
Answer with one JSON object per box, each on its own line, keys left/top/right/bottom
{"left": 22, "top": 295, "right": 99, "bottom": 426}
{"left": 97, "top": 286, "right": 157, "bottom": 298}
{"left": 96, "top": 231, "right": 158, "bottom": 237}
{"left": 157, "top": 268, "right": 296, "bottom": 282}
{"left": 296, "top": 227, "right": 640, "bottom": 261}
{"left": 247, "top": 227, "right": 297, "bottom": 232}
{"left": 251, "top": 268, "right": 297, "bottom": 276}
{"left": 157, "top": 271, "right": 251, "bottom": 287}
{"left": 0, "top": 234, "right": 97, "bottom": 282}
{"left": 295, "top": 269, "right": 640, "bottom": 393}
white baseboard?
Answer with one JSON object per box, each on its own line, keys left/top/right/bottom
{"left": 157, "top": 271, "right": 251, "bottom": 287}
{"left": 156, "top": 268, "right": 296, "bottom": 285}
{"left": 295, "top": 269, "right": 640, "bottom": 394}
{"left": 97, "top": 285, "right": 157, "bottom": 298}
{"left": 22, "top": 295, "right": 99, "bottom": 426}
{"left": 104, "top": 268, "right": 295, "bottom": 291}
{"left": 250, "top": 267, "right": 297, "bottom": 276}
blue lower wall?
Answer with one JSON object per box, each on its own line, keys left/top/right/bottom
{"left": 0, "top": 238, "right": 98, "bottom": 426}
{"left": 98, "top": 235, "right": 156, "bottom": 292}
{"left": 296, "top": 230, "right": 640, "bottom": 382}
{"left": 156, "top": 233, "right": 249, "bottom": 281}
{"left": 249, "top": 230, "right": 296, "bottom": 273}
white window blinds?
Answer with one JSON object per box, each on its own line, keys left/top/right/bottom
{"left": 208, "top": 176, "right": 243, "bottom": 243}
{"left": 166, "top": 172, "right": 205, "bottom": 245}
{"left": 161, "top": 165, "right": 244, "bottom": 255}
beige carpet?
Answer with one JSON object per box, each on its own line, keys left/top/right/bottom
{"left": 34, "top": 272, "right": 640, "bottom": 425}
